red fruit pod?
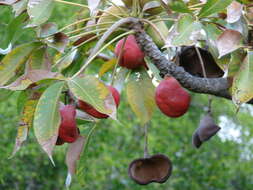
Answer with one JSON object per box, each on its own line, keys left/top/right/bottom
{"left": 155, "top": 76, "right": 191, "bottom": 118}
{"left": 115, "top": 34, "right": 146, "bottom": 69}
{"left": 78, "top": 86, "right": 120, "bottom": 119}
{"left": 58, "top": 105, "right": 79, "bottom": 143}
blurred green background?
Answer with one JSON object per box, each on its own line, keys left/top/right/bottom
{"left": 1, "top": 3, "right": 253, "bottom": 190}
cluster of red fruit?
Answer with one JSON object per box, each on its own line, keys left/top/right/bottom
{"left": 56, "top": 34, "right": 190, "bottom": 145}
{"left": 56, "top": 86, "right": 120, "bottom": 145}
{"left": 116, "top": 34, "right": 191, "bottom": 118}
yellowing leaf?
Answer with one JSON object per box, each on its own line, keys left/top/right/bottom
{"left": 10, "top": 99, "right": 38, "bottom": 158}
{"left": 126, "top": 70, "right": 156, "bottom": 125}
{"left": 68, "top": 76, "right": 117, "bottom": 119}
{"left": 232, "top": 50, "right": 253, "bottom": 106}
{"left": 99, "top": 58, "right": 117, "bottom": 77}
{"left": 0, "top": 42, "right": 41, "bottom": 85}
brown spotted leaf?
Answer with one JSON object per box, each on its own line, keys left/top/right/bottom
{"left": 1, "top": 69, "right": 61, "bottom": 90}
{"left": 47, "top": 32, "right": 69, "bottom": 53}
{"left": 232, "top": 50, "right": 253, "bottom": 106}
{"left": 10, "top": 99, "right": 38, "bottom": 158}
{"left": 217, "top": 29, "right": 243, "bottom": 58}
{"left": 65, "top": 136, "right": 85, "bottom": 187}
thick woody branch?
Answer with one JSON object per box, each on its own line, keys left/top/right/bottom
{"left": 131, "top": 22, "right": 234, "bottom": 100}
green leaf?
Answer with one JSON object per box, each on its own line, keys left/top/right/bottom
{"left": 37, "top": 22, "right": 58, "bottom": 38}
{"left": 33, "top": 81, "right": 65, "bottom": 164}
{"left": 126, "top": 69, "right": 156, "bottom": 125}
{"left": 0, "top": 12, "right": 28, "bottom": 49}
{"left": 12, "top": 0, "right": 28, "bottom": 17}
{"left": 27, "top": 0, "right": 54, "bottom": 27}
{"left": 56, "top": 48, "right": 78, "bottom": 71}
{"left": 228, "top": 50, "right": 246, "bottom": 77}
{"left": 68, "top": 75, "right": 116, "bottom": 119}
{"left": 169, "top": 0, "right": 191, "bottom": 13}
{"left": 198, "top": 0, "right": 233, "bottom": 18}
{"left": 172, "top": 15, "right": 202, "bottom": 46}
{"left": 232, "top": 50, "right": 253, "bottom": 106}
{"left": 0, "top": 42, "right": 41, "bottom": 85}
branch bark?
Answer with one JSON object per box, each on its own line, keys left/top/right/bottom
{"left": 130, "top": 21, "right": 237, "bottom": 101}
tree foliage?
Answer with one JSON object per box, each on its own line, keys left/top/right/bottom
{"left": 1, "top": 0, "right": 253, "bottom": 188}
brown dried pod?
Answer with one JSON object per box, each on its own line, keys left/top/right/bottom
{"left": 178, "top": 46, "right": 224, "bottom": 78}
{"left": 128, "top": 154, "right": 172, "bottom": 185}
{"left": 192, "top": 113, "right": 221, "bottom": 148}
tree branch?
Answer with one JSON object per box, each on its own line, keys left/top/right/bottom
{"left": 130, "top": 21, "right": 237, "bottom": 101}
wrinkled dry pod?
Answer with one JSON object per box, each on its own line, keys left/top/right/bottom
{"left": 192, "top": 113, "right": 221, "bottom": 148}
{"left": 177, "top": 46, "right": 224, "bottom": 78}
{"left": 128, "top": 154, "right": 172, "bottom": 185}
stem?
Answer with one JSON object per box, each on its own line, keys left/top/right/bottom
{"left": 71, "top": 17, "right": 138, "bottom": 78}
{"left": 111, "top": 37, "right": 127, "bottom": 85}
{"left": 151, "top": 18, "right": 177, "bottom": 22}
{"left": 144, "top": 124, "right": 149, "bottom": 158}
{"left": 69, "top": 28, "right": 108, "bottom": 39}
{"left": 75, "top": 33, "right": 103, "bottom": 48}
{"left": 59, "top": 16, "right": 101, "bottom": 32}
{"left": 194, "top": 46, "right": 213, "bottom": 113}
{"left": 141, "top": 18, "right": 167, "bottom": 45}
{"left": 66, "top": 22, "right": 115, "bottom": 35}
{"left": 54, "top": 0, "right": 89, "bottom": 8}
{"left": 71, "top": 30, "right": 134, "bottom": 78}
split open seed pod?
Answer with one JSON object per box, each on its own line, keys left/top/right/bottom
{"left": 128, "top": 154, "right": 172, "bottom": 185}
{"left": 178, "top": 46, "right": 224, "bottom": 78}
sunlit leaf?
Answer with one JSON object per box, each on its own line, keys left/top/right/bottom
{"left": 199, "top": 0, "right": 233, "bottom": 18}
{"left": 88, "top": 0, "right": 100, "bottom": 15}
{"left": 33, "top": 81, "right": 65, "bottom": 164}
{"left": 113, "top": 67, "right": 129, "bottom": 93}
{"left": 232, "top": 50, "right": 253, "bottom": 106}
{"left": 56, "top": 48, "right": 78, "bottom": 71}
{"left": 27, "top": 0, "right": 54, "bottom": 27}
{"left": 0, "top": 42, "right": 41, "bottom": 85}
{"left": 98, "top": 58, "right": 117, "bottom": 77}
{"left": 227, "top": 1, "right": 243, "bottom": 23}
{"left": 68, "top": 76, "right": 116, "bottom": 119}
{"left": 171, "top": 15, "right": 202, "bottom": 46}
{"left": 12, "top": 0, "right": 28, "bottom": 17}
{"left": 126, "top": 69, "right": 156, "bottom": 125}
